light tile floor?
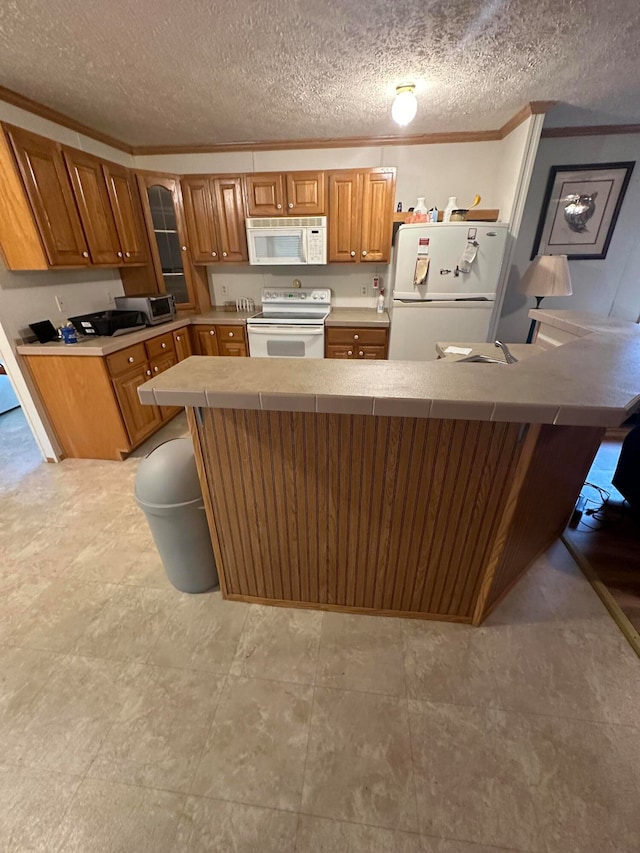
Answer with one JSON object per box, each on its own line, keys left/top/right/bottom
{"left": 1, "top": 412, "right": 640, "bottom": 852}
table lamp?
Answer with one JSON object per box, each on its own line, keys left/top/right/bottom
{"left": 522, "top": 254, "right": 572, "bottom": 343}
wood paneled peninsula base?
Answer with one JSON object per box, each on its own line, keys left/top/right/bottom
{"left": 138, "top": 313, "right": 640, "bottom": 624}
{"left": 186, "top": 406, "right": 602, "bottom": 625}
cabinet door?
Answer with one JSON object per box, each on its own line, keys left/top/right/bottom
{"left": 355, "top": 345, "right": 386, "bottom": 359}
{"left": 193, "top": 325, "right": 219, "bottom": 356}
{"left": 245, "top": 173, "right": 285, "bottom": 216}
{"left": 325, "top": 344, "right": 355, "bottom": 359}
{"left": 173, "top": 328, "right": 193, "bottom": 361}
{"left": 63, "top": 148, "right": 122, "bottom": 265}
{"left": 103, "top": 162, "right": 149, "bottom": 264}
{"left": 360, "top": 170, "right": 395, "bottom": 263}
{"left": 286, "top": 171, "right": 325, "bottom": 214}
{"left": 138, "top": 174, "right": 196, "bottom": 308}
{"left": 112, "top": 364, "right": 162, "bottom": 445}
{"left": 150, "top": 352, "right": 181, "bottom": 420}
{"left": 182, "top": 176, "right": 219, "bottom": 264}
{"left": 328, "top": 172, "right": 361, "bottom": 263}
{"left": 6, "top": 125, "right": 89, "bottom": 267}
{"left": 218, "top": 341, "right": 247, "bottom": 357}
{"left": 212, "top": 177, "right": 248, "bottom": 262}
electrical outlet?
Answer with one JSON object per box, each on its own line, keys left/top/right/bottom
{"left": 55, "top": 295, "right": 65, "bottom": 313}
{"left": 360, "top": 285, "right": 368, "bottom": 296}
{"left": 221, "top": 284, "right": 228, "bottom": 295}
{"left": 105, "top": 290, "right": 114, "bottom": 305}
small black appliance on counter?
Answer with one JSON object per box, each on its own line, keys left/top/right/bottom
{"left": 69, "top": 310, "right": 146, "bottom": 337}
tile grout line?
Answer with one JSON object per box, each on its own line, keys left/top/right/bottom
{"left": 399, "top": 622, "right": 421, "bottom": 835}
{"left": 296, "top": 610, "right": 324, "bottom": 821}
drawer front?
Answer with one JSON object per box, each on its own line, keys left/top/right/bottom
{"left": 218, "top": 341, "right": 248, "bottom": 357}
{"left": 355, "top": 345, "right": 386, "bottom": 359}
{"left": 326, "top": 343, "right": 354, "bottom": 359}
{"left": 216, "top": 324, "right": 246, "bottom": 342}
{"left": 145, "top": 331, "right": 176, "bottom": 360}
{"left": 106, "top": 343, "right": 148, "bottom": 377}
{"left": 326, "top": 326, "right": 387, "bottom": 346}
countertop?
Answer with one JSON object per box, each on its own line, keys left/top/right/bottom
{"left": 531, "top": 308, "right": 638, "bottom": 336}
{"left": 435, "top": 342, "right": 543, "bottom": 363}
{"left": 17, "top": 307, "right": 387, "bottom": 356}
{"left": 16, "top": 309, "right": 255, "bottom": 357}
{"left": 138, "top": 310, "right": 640, "bottom": 428}
{"left": 325, "top": 308, "right": 389, "bottom": 328}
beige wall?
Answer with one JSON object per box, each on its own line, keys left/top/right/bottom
{"left": 498, "top": 132, "right": 640, "bottom": 342}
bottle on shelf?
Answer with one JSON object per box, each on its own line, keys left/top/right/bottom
{"left": 443, "top": 197, "right": 457, "bottom": 223}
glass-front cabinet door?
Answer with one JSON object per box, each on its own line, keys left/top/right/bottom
{"left": 137, "top": 174, "right": 195, "bottom": 308}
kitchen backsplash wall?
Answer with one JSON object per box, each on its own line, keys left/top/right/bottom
{"left": 208, "top": 264, "right": 389, "bottom": 309}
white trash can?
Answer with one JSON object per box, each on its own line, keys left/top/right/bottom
{"left": 135, "top": 438, "right": 218, "bottom": 593}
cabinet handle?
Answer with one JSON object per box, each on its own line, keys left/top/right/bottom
{"left": 276, "top": 203, "right": 282, "bottom": 209}
{"left": 161, "top": 342, "right": 166, "bottom": 348}
{"left": 176, "top": 335, "right": 181, "bottom": 341}
{"left": 117, "top": 251, "right": 123, "bottom": 258}
{"left": 359, "top": 350, "right": 364, "bottom": 356}
{"left": 347, "top": 350, "right": 353, "bottom": 356}
{"left": 82, "top": 251, "right": 89, "bottom": 258}
{"left": 125, "top": 251, "right": 131, "bottom": 258}
{"left": 181, "top": 245, "right": 187, "bottom": 251}
{"left": 228, "top": 331, "right": 234, "bottom": 337}
{"left": 211, "top": 251, "right": 217, "bottom": 257}
{"left": 128, "top": 356, "right": 135, "bottom": 363}
{"left": 146, "top": 369, "right": 152, "bottom": 376}
{"left": 353, "top": 334, "right": 359, "bottom": 340}
{"left": 154, "top": 366, "right": 159, "bottom": 372}
{"left": 362, "top": 250, "right": 368, "bottom": 257}
{"left": 222, "top": 251, "right": 228, "bottom": 257}
{"left": 288, "top": 202, "right": 294, "bottom": 209}
{"left": 350, "top": 251, "right": 356, "bottom": 257}
{"left": 209, "top": 330, "right": 215, "bottom": 336}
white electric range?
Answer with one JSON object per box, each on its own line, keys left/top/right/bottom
{"left": 247, "top": 288, "right": 331, "bottom": 358}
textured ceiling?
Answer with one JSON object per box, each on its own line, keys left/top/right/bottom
{"left": 0, "top": 0, "right": 639, "bottom": 147}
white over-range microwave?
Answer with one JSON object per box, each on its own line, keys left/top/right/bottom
{"left": 246, "top": 216, "right": 327, "bottom": 265}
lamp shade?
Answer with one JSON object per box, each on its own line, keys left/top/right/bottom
{"left": 521, "top": 255, "right": 572, "bottom": 297}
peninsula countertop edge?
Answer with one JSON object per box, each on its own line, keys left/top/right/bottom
{"left": 138, "top": 311, "right": 640, "bottom": 428}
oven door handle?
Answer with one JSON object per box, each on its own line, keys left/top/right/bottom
{"left": 248, "top": 326, "right": 324, "bottom": 335}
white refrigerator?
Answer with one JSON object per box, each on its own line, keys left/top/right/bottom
{"left": 388, "top": 222, "right": 508, "bottom": 361}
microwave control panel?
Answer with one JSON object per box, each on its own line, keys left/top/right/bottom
{"left": 307, "top": 229, "right": 326, "bottom": 264}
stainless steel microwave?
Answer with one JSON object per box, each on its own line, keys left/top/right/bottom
{"left": 114, "top": 294, "right": 176, "bottom": 325}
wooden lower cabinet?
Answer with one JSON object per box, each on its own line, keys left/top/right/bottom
{"left": 193, "top": 324, "right": 248, "bottom": 356}
{"left": 173, "top": 327, "right": 193, "bottom": 361}
{"left": 325, "top": 326, "right": 388, "bottom": 359}
{"left": 112, "top": 364, "right": 162, "bottom": 445}
{"left": 23, "top": 327, "right": 185, "bottom": 461}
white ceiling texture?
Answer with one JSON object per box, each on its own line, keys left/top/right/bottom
{"left": 0, "top": 0, "right": 639, "bottom": 147}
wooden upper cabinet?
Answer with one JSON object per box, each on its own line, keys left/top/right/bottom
{"left": 360, "top": 169, "right": 395, "bottom": 263}
{"left": 137, "top": 173, "right": 196, "bottom": 309}
{"left": 328, "top": 172, "right": 360, "bottom": 263}
{"left": 285, "top": 171, "right": 325, "bottom": 214}
{"left": 103, "top": 162, "right": 148, "bottom": 264}
{"left": 328, "top": 168, "right": 396, "bottom": 264}
{"left": 5, "top": 124, "right": 90, "bottom": 267}
{"left": 182, "top": 176, "right": 219, "bottom": 263}
{"left": 213, "top": 177, "right": 248, "bottom": 262}
{"left": 245, "top": 173, "right": 285, "bottom": 216}
{"left": 63, "top": 148, "right": 122, "bottom": 265}
{"left": 245, "top": 171, "right": 325, "bottom": 217}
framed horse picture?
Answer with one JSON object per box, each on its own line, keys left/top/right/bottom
{"left": 531, "top": 162, "right": 635, "bottom": 260}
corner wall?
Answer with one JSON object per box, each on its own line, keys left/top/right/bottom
{"left": 497, "top": 133, "right": 640, "bottom": 342}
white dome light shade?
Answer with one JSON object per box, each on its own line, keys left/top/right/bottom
{"left": 392, "top": 85, "right": 417, "bottom": 126}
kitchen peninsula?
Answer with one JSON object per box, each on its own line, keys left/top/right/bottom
{"left": 139, "top": 311, "right": 640, "bottom": 625}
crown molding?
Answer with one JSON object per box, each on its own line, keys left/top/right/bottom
{"left": 541, "top": 123, "right": 640, "bottom": 138}
{"left": 0, "top": 85, "right": 133, "bottom": 154}
{"left": 0, "top": 88, "right": 558, "bottom": 157}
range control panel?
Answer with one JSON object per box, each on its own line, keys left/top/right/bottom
{"left": 262, "top": 288, "right": 331, "bottom": 305}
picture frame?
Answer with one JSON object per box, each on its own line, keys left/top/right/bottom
{"left": 530, "top": 161, "right": 635, "bottom": 260}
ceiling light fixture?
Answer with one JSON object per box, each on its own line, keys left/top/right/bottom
{"left": 392, "top": 84, "right": 418, "bottom": 126}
